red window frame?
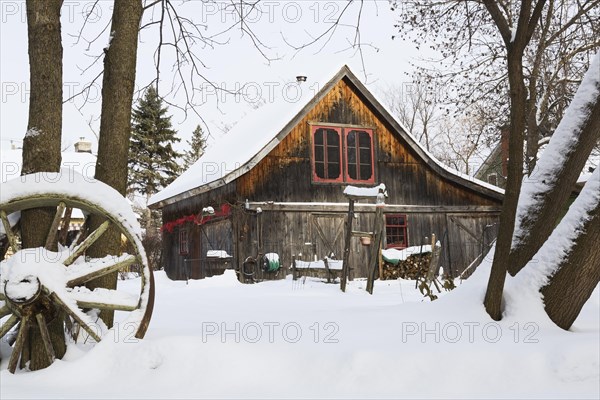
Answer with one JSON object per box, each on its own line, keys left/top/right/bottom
{"left": 344, "top": 128, "right": 375, "bottom": 184}
{"left": 385, "top": 214, "right": 408, "bottom": 249}
{"left": 179, "top": 229, "right": 189, "bottom": 255}
{"left": 311, "top": 125, "right": 344, "bottom": 183}
{"left": 311, "top": 125, "right": 375, "bottom": 184}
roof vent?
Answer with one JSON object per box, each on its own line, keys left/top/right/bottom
{"left": 296, "top": 75, "right": 307, "bottom": 83}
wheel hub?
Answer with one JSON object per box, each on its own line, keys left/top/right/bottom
{"left": 4, "top": 275, "right": 41, "bottom": 305}
{"left": 2, "top": 250, "right": 61, "bottom": 320}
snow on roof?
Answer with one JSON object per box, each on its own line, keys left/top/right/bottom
{"left": 149, "top": 64, "right": 344, "bottom": 207}
{"left": 1, "top": 149, "right": 96, "bottom": 183}
{"left": 149, "top": 65, "right": 503, "bottom": 208}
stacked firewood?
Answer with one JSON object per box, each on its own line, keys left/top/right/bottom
{"left": 380, "top": 252, "right": 432, "bottom": 280}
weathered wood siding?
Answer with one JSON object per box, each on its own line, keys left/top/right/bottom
{"left": 161, "top": 77, "right": 502, "bottom": 280}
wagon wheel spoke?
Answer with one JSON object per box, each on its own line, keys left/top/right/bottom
{"left": 58, "top": 207, "right": 73, "bottom": 246}
{"left": 70, "top": 215, "right": 89, "bottom": 250}
{"left": 0, "top": 314, "right": 19, "bottom": 338}
{"left": 66, "top": 254, "right": 137, "bottom": 287}
{"left": 45, "top": 202, "right": 66, "bottom": 250}
{"left": 0, "top": 302, "right": 11, "bottom": 319}
{"left": 0, "top": 210, "right": 19, "bottom": 252}
{"left": 35, "top": 313, "right": 56, "bottom": 364}
{"left": 72, "top": 287, "right": 139, "bottom": 312}
{"left": 49, "top": 292, "right": 101, "bottom": 342}
{"left": 5, "top": 322, "right": 20, "bottom": 346}
{"left": 63, "top": 220, "right": 111, "bottom": 266}
{"left": 7, "top": 314, "right": 29, "bottom": 374}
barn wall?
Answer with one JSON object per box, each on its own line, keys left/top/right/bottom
{"left": 159, "top": 77, "right": 502, "bottom": 281}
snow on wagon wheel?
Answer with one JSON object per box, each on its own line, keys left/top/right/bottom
{"left": 0, "top": 171, "right": 154, "bottom": 373}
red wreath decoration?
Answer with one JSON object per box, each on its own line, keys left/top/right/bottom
{"left": 160, "top": 204, "right": 232, "bottom": 233}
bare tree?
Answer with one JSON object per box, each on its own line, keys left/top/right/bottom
{"left": 393, "top": 0, "right": 599, "bottom": 174}
{"left": 393, "top": 1, "right": 598, "bottom": 323}
{"left": 434, "top": 111, "right": 490, "bottom": 175}
{"left": 86, "top": 1, "right": 144, "bottom": 329}
{"left": 382, "top": 81, "right": 439, "bottom": 151}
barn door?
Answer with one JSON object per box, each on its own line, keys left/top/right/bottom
{"left": 444, "top": 214, "right": 500, "bottom": 277}
{"left": 311, "top": 214, "right": 345, "bottom": 260}
{"left": 199, "top": 219, "right": 233, "bottom": 277}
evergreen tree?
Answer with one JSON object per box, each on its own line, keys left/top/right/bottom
{"left": 182, "top": 124, "right": 208, "bottom": 169}
{"left": 128, "top": 86, "right": 182, "bottom": 197}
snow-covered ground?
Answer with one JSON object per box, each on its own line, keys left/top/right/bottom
{"left": 1, "top": 257, "right": 598, "bottom": 399}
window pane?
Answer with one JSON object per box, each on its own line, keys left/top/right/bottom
{"left": 348, "top": 145, "right": 356, "bottom": 164}
{"left": 327, "top": 145, "right": 340, "bottom": 163}
{"left": 359, "top": 148, "right": 371, "bottom": 164}
{"left": 314, "top": 129, "right": 324, "bottom": 145}
{"left": 360, "top": 165, "right": 372, "bottom": 180}
{"left": 315, "top": 162, "right": 325, "bottom": 179}
{"left": 357, "top": 131, "right": 370, "bottom": 147}
{"left": 314, "top": 145, "right": 324, "bottom": 162}
{"left": 328, "top": 163, "right": 340, "bottom": 179}
{"left": 326, "top": 129, "right": 338, "bottom": 144}
{"left": 348, "top": 164, "right": 357, "bottom": 180}
{"left": 347, "top": 130, "right": 356, "bottom": 147}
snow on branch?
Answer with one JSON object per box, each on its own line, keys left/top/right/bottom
{"left": 511, "top": 167, "right": 599, "bottom": 290}
{"left": 512, "top": 51, "right": 600, "bottom": 249}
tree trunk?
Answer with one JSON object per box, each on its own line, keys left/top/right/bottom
{"left": 482, "top": 0, "right": 548, "bottom": 320}
{"left": 146, "top": 193, "right": 153, "bottom": 233}
{"left": 20, "top": 0, "right": 65, "bottom": 371}
{"left": 541, "top": 194, "right": 600, "bottom": 330}
{"left": 21, "top": 0, "right": 64, "bottom": 245}
{"left": 509, "top": 87, "right": 600, "bottom": 276}
{"left": 483, "top": 47, "right": 528, "bottom": 320}
{"left": 87, "top": 0, "right": 143, "bottom": 327}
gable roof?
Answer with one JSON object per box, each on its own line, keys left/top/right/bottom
{"left": 149, "top": 65, "right": 504, "bottom": 208}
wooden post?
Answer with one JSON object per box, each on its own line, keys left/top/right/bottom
{"left": 378, "top": 246, "right": 384, "bottom": 280}
{"left": 292, "top": 256, "right": 297, "bottom": 281}
{"left": 426, "top": 233, "right": 440, "bottom": 285}
{"left": 323, "top": 257, "right": 331, "bottom": 283}
{"left": 340, "top": 199, "right": 355, "bottom": 292}
{"left": 366, "top": 204, "right": 384, "bottom": 294}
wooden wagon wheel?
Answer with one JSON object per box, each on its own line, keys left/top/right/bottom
{"left": 0, "top": 173, "right": 154, "bottom": 373}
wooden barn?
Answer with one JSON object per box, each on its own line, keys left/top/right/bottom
{"left": 148, "top": 65, "right": 504, "bottom": 282}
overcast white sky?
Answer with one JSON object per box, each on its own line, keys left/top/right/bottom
{"left": 0, "top": 1, "right": 429, "bottom": 154}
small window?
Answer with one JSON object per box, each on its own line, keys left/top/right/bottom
{"left": 385, "top": 214, "right": 408, "bottom": 249}
{"left": 312, "top": 126, "right": 343, "bottom": 182}
{"left": 488, "top": 173, "right": 498, "bottom": 186}
{"left": 179, "top": 229, "right": 189, "bottom": 255}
